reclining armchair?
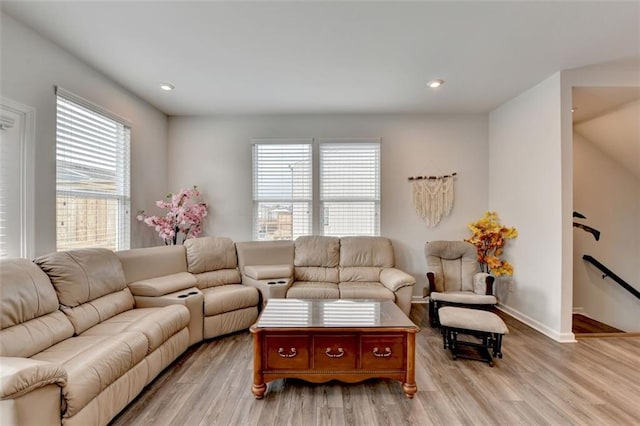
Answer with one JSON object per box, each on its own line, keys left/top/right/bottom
{"left": 425, "top": 241, "right": 496, "bottom": 326}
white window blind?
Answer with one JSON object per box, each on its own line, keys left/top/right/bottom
{"left": 320, "top": 141, "right": 380, "bottom": 237}
{"left": 56, "top": 88, "right": 130, "bottom": 251}
{"left": 252, "top": 141, "right": 312, "bottom": 240}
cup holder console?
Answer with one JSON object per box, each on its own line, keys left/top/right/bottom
{"left": 177, "top": 290, "right": 200, "bottom": 298}
{"left": 267, "top": 280, "right": 288, "bottom": 285}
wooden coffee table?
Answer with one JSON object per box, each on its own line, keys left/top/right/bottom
{"left": 250, "top": 299, "right": 419, "bottom": 399}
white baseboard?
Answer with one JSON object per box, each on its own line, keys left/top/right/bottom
{"left": 411, "top": 296, "right": 428, "bottom": 304}
{"left": 497, "top": 304, "right": 577, "bottom": 343}
{"left": 572, "top": 307, "right": 585, "bottom": 314}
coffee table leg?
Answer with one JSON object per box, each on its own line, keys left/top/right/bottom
{"left": 251, "top": 329, "right": 266, "bottom": 399}
{"left": 403, "top": 331, "right": 417, "bottom": 399}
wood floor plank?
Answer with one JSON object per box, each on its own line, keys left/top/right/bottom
{"left": 111, "top": 304, "right": 640, "bottom": 426}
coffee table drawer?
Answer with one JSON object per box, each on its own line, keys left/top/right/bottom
{"left": 313, "top": 335, "right": 357, "bottom": 369}
{"left": 361, "top": 335, "right": 405, "bottom": 370}
{"left": 265, "top": 335, "right": 310, "bottom": 370}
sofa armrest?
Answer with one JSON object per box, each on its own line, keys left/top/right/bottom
{"left": 0, "top": 357, "right": 66, "bottom": 400}
{"left": 426, "top": 271, "right": 436, "bottom": 293}
{"left": 380, "top": 268, "right": 415, "bottom": 292}
{"left": 134, "top": 287, "right": 204, "bottom": 345}
{"left": 242, "top": 276, "right": 292, "bottom": 306}
{"left": 243, "top": 264, "right": 293, "bottom": 280}
{"left": 473, "top": 272, "right": 495, "bottom": 295}
{"left": 128, "top": 272, "right": 197, "bottom": 297}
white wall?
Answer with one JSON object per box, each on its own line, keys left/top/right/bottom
{"left": 572, "top": 132, "right": 640, "bottom": 332}
{"left": 0, "top": 12, "right": 168, "bottom": 254}
{"left": 168, "top": 114, "right": 489, "bottom": 296}
{"left": 488, "top": 73, "right": 573, "bottom": 341}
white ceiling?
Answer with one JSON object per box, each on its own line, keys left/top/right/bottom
{"left": 2, "top": 1, "right": 640, "bottom": 116}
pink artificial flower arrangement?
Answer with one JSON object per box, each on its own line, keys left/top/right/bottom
{"left": 137, "top": 186, "right": 208, "bottom": 245}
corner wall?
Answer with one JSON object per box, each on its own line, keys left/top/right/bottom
{"left": 488, "top": 73, "right": 573, "bottom": 341}
{"left": 167, "top": 114, "right": 489, "bottom": 296}
{"left": 572, "top": 132, "right": 640, "bottom": 331}
{"left": 0, "top": 12, "right": 169, "bottom": 254}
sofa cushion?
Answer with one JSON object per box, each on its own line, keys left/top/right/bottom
{"left": 339, "top": 266, "right": 382, "bottom": 283}
{"left": 0, "top": 259, "right": 60, "bottom": 329}
{"left": 35, "top": 248, "right": 127, "bottom": 307}
{"left": 202, "top": 285, "right": 259, "bottom": 316}
{"left": 294, "top": 236, "right": 340, "bottom": 267}
{"left": 116, "top": 245, "right": 187, "bottom": 284}
{"left": 0, "top": 311, "right": 75, "bottom": 358}
{"left": 31, "top": 332, "right": 148, "bottom": 418}
{"left": 184, "top": 236, "right": 237, "bottom": 274}
{"left": 338, "top": 282, "right": 395, "bottom": 301}
{"left": 287, "top": 282, "right": 340, "bottom": 299}
{"left": 127, "top": 272, "right": 197, "bottom": 296}
{"left": 294, "top": 266, "right": 339, "bottom": 283}
{"left": 80, "top": 305, "right": 190, "bottom": 353}
{"left": 194, "top": 269, "right": 241, "bottom": 289}
{"left": 0, "top": 259, "right": 75, "bottom": 357}
{"left": 339, "top": 237, "right": 394, "bottom": 268}
{"left": 61, "top": 288, "right": 135, "bottom": 335}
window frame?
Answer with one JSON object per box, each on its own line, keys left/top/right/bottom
{"left": 251, "top": 137, "right": 381, "bottom": 240}
{"left": 0, "top": 97, "right": 35, "bottom": 259}
{"left": 251, "top": 138, "right": 314, "bottom": 241}
{"left": 318, "top": 138, "right": 381, "bottom": 237}
{"left": 55, "top": 87, "right": 131, "bottom": 252}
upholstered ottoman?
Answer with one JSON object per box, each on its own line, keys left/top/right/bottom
{"left": 439, "top": 306, "right": 508, "bottom": 366}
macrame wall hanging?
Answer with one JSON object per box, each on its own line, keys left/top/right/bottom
{"left": 408, "top": 172, "right": 457, "bottom": 227}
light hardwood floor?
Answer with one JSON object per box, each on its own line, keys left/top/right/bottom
{"left": 111, "top": 304, "right": 640, "bottom": 425}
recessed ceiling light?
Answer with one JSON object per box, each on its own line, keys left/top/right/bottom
{"left": 160, "top": 83, "right": 174, "bottom": 91}
{"left": 427, "top": 79, "right": 444, "bottom": 89}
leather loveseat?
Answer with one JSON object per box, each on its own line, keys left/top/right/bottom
{"left": 237, "top": 236, "right": 416, "bottom": 315}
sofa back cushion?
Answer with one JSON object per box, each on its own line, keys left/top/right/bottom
{"left": 339, "top": 237, "right": 394, "bottom": 268}
{"left": 184, "top": 236, "right": 237, "bottom": 273}
{"left": 116, "top": 245, "right": 187, "bottom": 284}
{"left": 425, "top": 241, "right": 479, "bottom": 292}
{"left": 236, "top": 241, "right": 294, "bottom": 274}
{"left": 294, "top": 236, "right": 340, "bottom": 267}
{"left": 35, "top": 248, "right": 126, "bottom": 307}
{"left": 35, "top": 248, "right": 134, "bottom": 334}
{"left": 295, "top": 267, "right": 340, "bottom": 283}
{"left": 0, "top": 259, "right": 74, "bottom": 357}
{"left": 339, "top": 267, "right": 382, "bottom": 283}
{"left": 294, "top": 236, "right": 340, "bottom": 283}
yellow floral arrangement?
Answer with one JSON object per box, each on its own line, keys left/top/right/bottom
{"left": 466, "top": 212, "right": 518, "bottom": 276}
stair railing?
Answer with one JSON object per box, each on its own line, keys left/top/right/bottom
{"left": 582, "top": 255, "right": 640, "bottom": 301}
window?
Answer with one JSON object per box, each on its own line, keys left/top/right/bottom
{"left": 56, "top": 88, "right": 131, "bottom": 251}
{"left": 320, "top": 141, "right": 380, "bottom": 237}
{"left": 0, "top": 98, "right": 34, "bottom": 259}
{"left": 252, "top": 140, "right": 312, "bottom": 240}
{"left": 252, "top": 138, "right": 380, "bottom": 240}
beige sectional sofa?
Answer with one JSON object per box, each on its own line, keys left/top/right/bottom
{"left": 0, "top": 235, "right": 414, "bottom": 425}
{"left": 1, "top": 252, "right": 190, "bottom": 426}
{"left": 238, "top": 236, "right": 416, "bottom": 315}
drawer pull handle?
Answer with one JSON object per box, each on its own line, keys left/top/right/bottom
{"left": 277, "top": 347, "right": 297, "bottom": 358}
{"left": 325, "top": 347, "right": 345, "bottom": 358}
{"left": 373, "top": 347, "right": 392, "bottom": 358}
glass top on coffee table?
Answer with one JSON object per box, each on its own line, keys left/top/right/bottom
{"left": 255, "top": 299, "right": 416, "bottom": 329}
